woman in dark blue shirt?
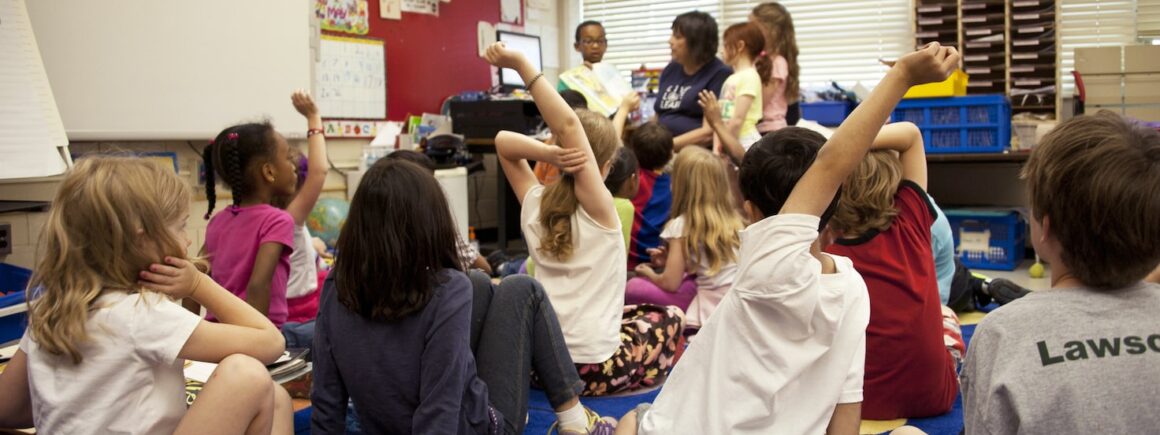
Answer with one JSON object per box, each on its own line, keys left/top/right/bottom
{"left": 310, "top": 158, "right": 614, "bottom": 434}
{"left": 654, "top": 11, "right": 733, "bottom": 151}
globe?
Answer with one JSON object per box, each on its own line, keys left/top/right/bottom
{"left": 307, "top": 198, "right": 350, "bottom": 248}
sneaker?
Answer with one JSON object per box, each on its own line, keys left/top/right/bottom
{"left": 554, "top": 406, "right": 618, "bottom": 435}
{"left": 984, "top": 278, "right": 1032, "bottom": 305}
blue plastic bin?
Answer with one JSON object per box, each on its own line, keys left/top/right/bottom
{"left": 0, "top": 264, "right": 31, "bottom": 344}
{"left": 801, "top": 101, "right": 854, "bottom": 126}
{"left": 945, "top": 209, "right": 1026, "bottom": 271}
{"left": 892, "top": 95, "right": 1011, "bottom": 154}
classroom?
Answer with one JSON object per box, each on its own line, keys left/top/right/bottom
{"left": 1, "top": 0, "right": 1158, "bottom": 434}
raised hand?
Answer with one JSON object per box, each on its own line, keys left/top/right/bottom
{"left": 697, "top": 90, "right": 724, "bottom": 127}
{"left": 621, "top": 92, "right": 642, "bottom": 112}
{"left": 893, "top": 42, "right": 961, "bottom": 88}
{"left": 484, "top": 42, "right": 527, "bottom": 71}
{"left": 291, "top": 89, "right": 319, "bottom": 118}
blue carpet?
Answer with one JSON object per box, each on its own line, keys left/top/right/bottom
{"left": 524, "top": 316, "right": 987, "bottom": 435}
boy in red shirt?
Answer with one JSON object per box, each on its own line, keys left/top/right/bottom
{"left": 825, "top": 122, "right": 961, "bottom": 419}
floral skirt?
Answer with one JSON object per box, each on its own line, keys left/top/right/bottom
{"left": 573, "top": 303, "right": 686, "bottom": 396}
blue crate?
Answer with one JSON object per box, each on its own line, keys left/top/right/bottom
{"left": 802, "top": 101, "right": 854, "bottom": 126}
{"left": 892, "top": 95, "right": 1011, "bottom": 153}
{"left": 0, "top": 264, "right": 31, "bottom": 344}
{"left": 945, "top": 209, "right": 1026, "bottom": 271}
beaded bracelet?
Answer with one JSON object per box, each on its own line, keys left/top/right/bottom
{"left": 307, "top": 128, "right": 325, "bottom": 138}
{"left": 526, "top": 72, "right": 544, "bottom": 90}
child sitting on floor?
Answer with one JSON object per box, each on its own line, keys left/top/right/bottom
{"left": 487, "top": 42, "right": 684, "bottom": 397}
{"left": 824, "top": 122, "right": 962, "bottom": 420}
{"left": 0, "top": 157, "right": 291, "bottom": 434}
{"left": 309, "top": 157, "right": 612, "bottom": 434}
{"left": 626, "top": 122, "right": 675, "bottom": 269}
{"left": 627, "top": 146, "right": 744, "bottom": 327}
{"left": 961, "top": 111, "right": 1160, "bottom": 434}
{"left": 615, "top": 42, "right": 960, "bottom": 434}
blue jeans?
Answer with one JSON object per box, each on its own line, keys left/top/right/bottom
{"left": 468, "top": 271, "right": 583, "bottom": 435}
{"left": 281, "top": 320, "right": 315, "bottom": 352}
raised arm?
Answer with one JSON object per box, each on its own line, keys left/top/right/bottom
{"left": 286, "top": 90, "right": 328, "bottom": 225}
{"left": 699, "top": 90, "right": 746, "bottom": 165}
{"left": 870, "top": 122, "right": 927, "bottom": 190}
{"left": 485, "top": 42, "right": 618, "bottom": 227}
{"left": 612, "top": 92, "right": 641, "bottom": 140}
{"left": 780, "top": 43, "right": 958, "bottom": 217}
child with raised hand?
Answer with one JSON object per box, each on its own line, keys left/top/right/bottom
{"left": 310, "top": 158, "right": 612, "bottom": 435}
{"left": 485, "top": 42, "right": 685, "bottom": 397}
{"left": 824, "top": 122, "right": 963, "bottom": 419}
{"left": 627, "top": 146, "right": 744, "bottom": 328}
{"left": 962, "top": 111, "right": 1160, "bottom": 434}
{"left": 277, "top": 91, "right": 328, "bottom": 342}
{"left": 199, "top": 100, "right": 303, "bottom": 331}
{"left": 698, "top": 22, "right": 771, "bottom": 164}
{"left": 0, "top": 157, "right": 290, "bottom": 435}
{"left": 614, "top": 42, "right": 959, "bottom": 435}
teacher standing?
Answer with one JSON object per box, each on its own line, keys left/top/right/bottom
{"left": 654, "top": 11, "right": 732, "bottom": 151}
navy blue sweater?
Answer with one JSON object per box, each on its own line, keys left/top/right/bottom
{"left": 310, "top": 269, "right": 492, "bottom": 434}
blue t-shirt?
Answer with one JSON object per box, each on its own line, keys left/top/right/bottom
{"left": 928, "top": 195, "right": 955, "bottom": 305}
{"left": 654, "top": 59, "right": 732, "bottom": 137}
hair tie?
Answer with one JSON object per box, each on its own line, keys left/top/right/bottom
{"left": 208, "top": 138, "right": 215, "bottom": 145}
{"left": 759, "top": 50, "right": 767, "bottom": 57}
{"left": 227, "top": 132, "right": 239, "bottom": 140}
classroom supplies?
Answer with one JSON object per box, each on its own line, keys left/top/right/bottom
{"left": 317, "top": 35, "right": 387, "bottom": 119}
{"left": 315, "top": 0, "right": 370, "bottom": 35}
{"left": 0, "top": 0, "right": 69, "bottom": 179}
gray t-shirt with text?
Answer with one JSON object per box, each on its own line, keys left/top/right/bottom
{"left": 961, "top": 283, "right": 1160, "bottom": 434}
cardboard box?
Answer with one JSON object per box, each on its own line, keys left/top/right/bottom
{"left": 1124, "top": 45, "right": 1160, "bottom": 73}
{"left": 1075, "top": 46, "right": 1122, "bottom": 74}
{"left": 1124, "top": 74, "right": 1160, "bottom": 103}
{"left": 1083, "top": 76, "right": 1123, "bottom": 106}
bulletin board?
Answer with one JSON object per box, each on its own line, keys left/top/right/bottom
{"left": 319, "top": 0, "right": 514, "bottom": 119}
{"left": 317, "top": 35, "right": 387, "bottom": 119}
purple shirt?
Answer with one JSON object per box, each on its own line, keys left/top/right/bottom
{"left": 205, "top": 204, "right": 295, "bottom": 327}
{"left": 654, "top": 59, "right": 732, "bottom": 137}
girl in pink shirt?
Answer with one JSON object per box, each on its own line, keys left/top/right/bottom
{"left": 750, "top": 2, "right": 800, "bottom": 134}
{"left": 199, "top": 93, "right": 309, "bottom": 329}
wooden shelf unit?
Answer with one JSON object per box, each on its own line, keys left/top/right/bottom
{"left": 914, "top": 0, "right": 1062, "bottom": 119}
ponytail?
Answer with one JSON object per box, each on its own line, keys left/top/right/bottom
{"left": 754, "top": 53, "right": 773, "bottom": 86}
{"left": 538, "top": 177, "right": 578, "bottom": 260}
{"left": 202, "top": 142, "right": 217, "bottom": 220}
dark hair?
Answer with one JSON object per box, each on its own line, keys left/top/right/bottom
{"left": 739, "top": 127, "right": 840, "bottom": 228}
{"left": 560, "top": 90, "right": 589, "bottom": 110}
{"left": 628, "top": 122, "right": 674, "bottom": 170}
{"left": 202, "top": 122, "right": 278, "bottom": 219}
{"left": 333, "top": 158, "right": 462, "bottom": 322}
{"left": 724, "top": 22, "right": 772, "bottom": 85}
{"left": 385, "top": 149, "right": 436, "bottom": 173}
{"left": 1022, "top": 111, "right": 1160, "bottom": 290}
{"left": 575, "top": 20, "right": 603, "bottom": 43}
{"left": 672, "top": 11, "right": 720, "bottom": 67}
{"left": 604, "top": 146, "right": 639, "bottom": 194}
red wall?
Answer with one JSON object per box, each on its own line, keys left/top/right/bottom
{"left": 323, "top": 0, "right": 507, "bottom": 120}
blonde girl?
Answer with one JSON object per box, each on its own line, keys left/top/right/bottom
{"left": 485, "top": 42, "right": 685, "bottom": 397}
{"left": 628, "top": 147, "right": 745, "bottom": 327}
{"left": 698, "top": 22, "right": 771, "bottom": 164}
{"left": 0, "top": 157, "right": 291, "bottom": 435}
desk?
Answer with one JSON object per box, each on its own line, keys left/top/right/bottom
{"left": 466, "top": 138, "right": 524, "bottom": 253}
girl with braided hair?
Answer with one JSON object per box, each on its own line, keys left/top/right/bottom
{"left": 198, "top": 91, "right": 309, "bottom": 332}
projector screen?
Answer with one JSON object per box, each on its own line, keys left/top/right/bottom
{"left": 497, "top": 31, "right": 542, "bottom": 89}
{"left": 26, "top": 0, "right": 315, "bottom": 141}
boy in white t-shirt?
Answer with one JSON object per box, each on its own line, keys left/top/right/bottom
{"left": 614, "top": 43, "right": 961, "bottom": 435}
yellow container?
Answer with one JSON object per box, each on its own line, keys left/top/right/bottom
{"left": 904, "top": 69, "right": 969, "bottom": 99}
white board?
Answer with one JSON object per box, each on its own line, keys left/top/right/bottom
{"left": 0, "top": 0, "right": 68, "bottom": 179}
{"left": 316, "top": 36, "right": 386, "bottom": 119}
{"left": 25, "top": 0, "right": 315, "bottom": 141}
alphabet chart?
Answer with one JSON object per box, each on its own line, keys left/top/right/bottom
{"left": 316, "top": 35, "right": 386, "bottom": 119}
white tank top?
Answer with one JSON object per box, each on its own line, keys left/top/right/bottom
{"left": 286, "top": 223, "right": 319, "bottom": 299}
{"left": 521, "top": 185, "right": 626, "bottom": 363}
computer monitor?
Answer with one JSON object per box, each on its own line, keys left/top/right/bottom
{"left": 496, "top": 30, "right": 543, "bottom": 90}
